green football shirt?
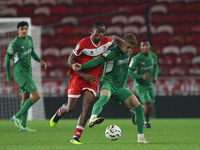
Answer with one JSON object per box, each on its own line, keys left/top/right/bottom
{"left": 6, "top": 35, "right": 41, "bottom": 76}
{"left": 101, "top": 45, "right": 130, "bottom": 89}
{"left": 128, "top": 51, "right": 158, "bottom": 86}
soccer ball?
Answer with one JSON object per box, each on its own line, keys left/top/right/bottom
{"left": 105, "top": 125, "right": 121, "bottom": 141}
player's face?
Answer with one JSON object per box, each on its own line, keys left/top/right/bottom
{"left": 121, "top": 42, "right": 135, "bottom": 53}
{"left": 91, "top": 26, "right": 105, "bottom": 42}
{"left": 140, "top": 41, "right": 150, "bottom": 56}
{"left": 18, "top": 25, "right": 28, "bottom": 39}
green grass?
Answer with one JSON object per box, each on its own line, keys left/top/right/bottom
{"left": 0, "top": 119, "right": 200, "bottom": 150}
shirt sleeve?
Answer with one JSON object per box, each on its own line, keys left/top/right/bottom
{"left": 31, "top": 49, "right": 41, "bottom": 62}
{"left": 81, "top": 56, "right": 105, "bottom": 69}
{"left": 153, "top": 54, "right": 159, "bottom": 78}
{"left": 73, "top": 40, "right": 83, "bottom": 56}
{"left": 101, "top": 49, "right": 115, "bottom": 60}
{"left": 128, "top": 56, "right": 143, "bottom": 79}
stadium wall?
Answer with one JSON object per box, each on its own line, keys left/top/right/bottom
{"left": 44, "top": 96, "right": 200, "bottom": 119}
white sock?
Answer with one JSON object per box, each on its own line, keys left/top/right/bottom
{"left": 89, "top": 115, "right": 97, "bottom": 122}
{"left": 138, "top": 134, "right": 144, "bottom": 139}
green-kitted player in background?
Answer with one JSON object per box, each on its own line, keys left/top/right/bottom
{"left": 128, "top": 39, "right": 159, "bottom": 128}
{"left": 5, "top": 21, "right": 47, "bottom": 131}
{"left": 73, "top": 33, "right": 149, "bottom": 143}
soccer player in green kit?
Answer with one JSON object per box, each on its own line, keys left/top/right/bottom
{"left": 73, "top": 33, "right": 149, "bottom": 143}
{"left": 5, "top": 21, "right": 47, "bottom": 131}
{"left": 128, "top": 39, "right": 158, "bottom": 128}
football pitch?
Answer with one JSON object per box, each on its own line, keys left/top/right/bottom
{"left": 0, "top": 119, "right": 199, "bottom": 150}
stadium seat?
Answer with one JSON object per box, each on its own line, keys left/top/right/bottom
{"left": 31, "top": 15, "right": 47, "bottom": 25}
{"left": 110, "top": 15, "right": 128, "bottom": 27}
{"left": 55, "top": 26, "right": 73, "bottom": 37}
{"left": 91, "top": 0, "right": 105, "bottom": 5}
{"left": 45, "top": 15, "right": 62, "bottom": 24}
{"left": 167, "top": 4, "right": 186, "bottom": 14}
{"left": 24, "top": 0, "right": 39, "bottom": 6}
{"left": 73, "top": 0, "right": 90, "bottom": 5}
{"left": 105, "top": 26, "right": 122, "bottom": 36}
{"left": 56, "top": 0, "right": 73, "bottom": 6}
{"left": 40, "top": 0, "right": 56, "bottom": 8}
{"left": 66, "top": 36, "right": 82, "bottom": 47}
{"left": 1, "top": 8, "right": 17, "bottom": 17}
{"left": 72, "top": 26, "right": 90, "bottom": 37}
{"left": 173, "top": 24, "right": 191, "bottom": 35}
{"left": 169, "top": 65, "right": 189, "bottom": 76}
{"left": 179, "top": 13, "right": 196, "bottom": 24}
{"left": 151, "top": 13, "right": 164, "bottom": 25}
{"left": 152, "top": 44, "right": 163, "bottom": 56}
{"left": 158, "top": 55, "right": 177, "bottom": 65}
{"left": 43, "top": 47, "right": 60, "bottom": 57}
{"left": 51, "top": 6, "right": 68, "bottom": 17}
{"left": 155, "top": 0, "right": 172, "bottom": 6}
{"left": 41, "top": 35, "right": 53, "bottom": 49}
{"left": 55, "top": 55, "right": 70, "bottom": 67}
{"left": 34, "top": 7, "right": 51, "bottom": 16}
{"left": 42, "top": 27, "right": 55, "bottom": 36}
{"left": 122, "top": 26, "right": 139, "bottom": 36}
{"left": 180, "top": 45, "right": 197, "bottom": 56}
{"left": 162, "top": 13, "right": 179, "bottom": 25}
{"left": 60, "top": 47, "right": 73, "bottom": 57}
{"left": 128, "top": 15, "right": 145, "bottom": 27}
{"left": 140, "top": 25, "right": 156, "bottom": 36}
{"left": 61, "top": 17, "right": 78, "bottom": 26}
{"left": 18, "top": 5, "right": 36, "bottom": 17}
{"left": 191, "top": 56, "right": 200, "bottom": 65}
{"left": 162, "top": 45, "right": 179, "bottom": 55}
{"left": 150, "top": 4, "right": 168, "bottom": 15}
{"left": 7, "top": 0, "right": 23, "bottom": 9}
{"left": 156, "top": 25, "right": 174, "bottom": 35}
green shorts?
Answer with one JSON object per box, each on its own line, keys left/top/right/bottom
{"left": 134, "top": 83, "right": 155, "bottom": 104}
{"left": 99, "top": 80, "right": 133, "bottom": 105}
{"left": 15, "top": 74, "right": 37, "bottom": 93}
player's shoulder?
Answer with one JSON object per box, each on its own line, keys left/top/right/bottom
{"left": 150, "top": 51, "right": 157, "bottom": 58}
{"left": 10, "top": 37, "right": 20, "bottom": 46}
{"left": 133, "top": 52, "right": 142, "bottom": 59}
{"left": 26, "top": 35, "right": 32, "bottom": 40}
{"left": 101, "top": 36, "right": 112, "bottom": 42}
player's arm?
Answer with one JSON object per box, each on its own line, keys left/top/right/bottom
{"left": 31, "top": 49, "right": 47, "bottom": 69}
{"left": 68, "top": 52, "right": 97, "bottom": 85}
{"left": 110, "top": 35, "right": 124, "bottom": 45}
{"left": 5, "top": 43, "right": 14, "bottom": 82}
{"left": 128, "top": 57, "right": 144, "bottom": 79}
{"left": 152, "top": 55, "right": 159, "bottom": 83}
{"left": 5, "top": 54, "right": 13, "bottom": 82}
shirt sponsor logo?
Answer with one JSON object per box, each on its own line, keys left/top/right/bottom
{"left": 118, "top": 58, "right": 129, "bottom": 65}
{"left": 21, "top": 46, "right": 24, "bottom": 49}
{"left": 141, "top": 62, "right": 145, "bottom": 65}
{"left": 8, "top": 46, "right": 13, "bottom": 55}
{"left": 22, "top": 48, "right": 32, "bottom": 56}
{"left": 141, "top": 65, "right": 154, "bottom": 70}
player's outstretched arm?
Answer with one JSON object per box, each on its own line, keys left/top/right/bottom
{"left": 4, "top": 54, "right": 13, "bottom": 82}
{"left": 111, "top": 35, "right": 124, "bottom": 45}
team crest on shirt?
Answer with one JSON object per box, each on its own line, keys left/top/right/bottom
{"left": 90, "top": 51, "right": 94, "bottom": 55}
{"left": 103, "top": 45, "right": 107, "bottom": 51}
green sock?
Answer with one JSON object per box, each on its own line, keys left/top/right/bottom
{"left": 91, "top": 95, "right": 109, "bottom": 116}
{"left": 15, "top": 99, "right": 34, "bottom": 119}
{"left": 144, "top": 117, "right": 150, "bottom": 122}
{"left": 134, "top": 104, "right": 144, "bottom": 134}
{"left": 20, "top": 103, "right": 28, "bottom": 128}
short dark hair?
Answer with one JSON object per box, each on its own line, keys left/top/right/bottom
{"left": 17, "top": 21, "right": 29, "bottom": 29}
{"left": 90, "top": 20, "right": 105, "bottom": 32}
{"left": 140, "top": 39, "right": 150, "bottom": 45}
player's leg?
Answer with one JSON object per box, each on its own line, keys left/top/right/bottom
{"left": 143, "top": 85, "right": 155, "bottom": 128}
{"left": 50, "top": 98, "right": 79, "bottom": 127}
{"left": 70, "top": 90, "right": 95, "bottom": 144}
{"left": 20, "top": 93, "right": 29, "bottom": 130}
{"left": 88, "top": 89, "right": 110, "bottom": 127}
{"left": 123, "top": 94, "right": 149, "bottom": 143}
{"left": 12, "top": 76, "right": 39, "bottom": 129}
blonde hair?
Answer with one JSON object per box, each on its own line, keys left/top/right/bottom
{"left": 122, "top": 33, "right": 138, "bottom": 46}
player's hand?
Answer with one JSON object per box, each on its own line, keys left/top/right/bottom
{"left": 142, "top": 73, "right": 149, "bottom": 80}
{"left": 151, "top": 77, "right": 157, "bottom": 83}
{"left": 40, "top": 60, "right": 47, "bottom": 69}
{"left": 72, "top": 63, "right": 81, "bottom": 71}
{"left": 7, "top": 76, "right": 13, "bottom": 82}
{"left": 81, "top": 73, "right": 97, "bottom": 85}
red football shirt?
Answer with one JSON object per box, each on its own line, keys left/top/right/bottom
{"left": 68, "top": 36, "right": 113, "bottom": 77}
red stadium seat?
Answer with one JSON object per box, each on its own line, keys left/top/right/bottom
{"left": 56, "top": 0, "right": 73, "bottom": 6}
{"left": 169, "top": 65, "right": 189, "bottom": 76}
{"left": 72, "top": 26, "right": 90, "bottom": 37}
{"left": 152, "top": 44, "right": 163, "bottom": 56}
{"left": 42, "top": 56, "right": 58, "bottom": 68}
{"left": 156, "top": 25, "right": 174, "bottom": 35}
{"left": 34, "top": 7, "right": 51, "bottom": 16}
{"left": 162, "top": 45, "right": 179, "bottom": 55}
{"left": 128, "top": 15, "right": 145, "bottom": 27}
{"left": 49, "top": 66, "right": 69, "bottom": 78}
{"left": 158, "top": 65, "right": 170, "bottom": 76}
{"left": 31, "top": 15, "right": 47, "bottom": 25}
{"left": 155, "top": 0, "right": 172, "bottom": 6}
{"left": 7, "top": 0, "right": 23, "bottom": 9}
{"left": 45, "top": 15, "right": 62, "bottom": 24}
{"left": 110, "top": 15, "right": 128, "bottom": 27}
{"left": 189, "top": 65, "right": 200, "bottom": 76}
{"left": 192, "top": 56, "right": 200, "bottom": 65}
{"left": 40, "top": 0, "right": 56, "bottom": 8}
{"left": 61, "top": 16, "right": 78, "bottom": 26}
{"left": 180, "top": 45, "right": 197, "bottom": 56}
{"left": 1, "top": 8, "right": 17, "bottom": 17}
{"left": 122, "top": 26, "right": 139, "bottom": 36}
{"left": 43, "top": 47, "right": 60, "bottom": 57}
{"left": 176, "top": 55, "right": 193, "bottom": 65}
{"left": 150, "top": 4, "right": 168, "bottom": 15}
{"left": 106, "top": 26, "right": 122, "bottom": 36}
{"left": 167, "top": 4, "right": 186, "bottom": 14}
{"left": 51, "top": 6, "right": 68, "bottom": 16}
{"left": 140, "top": 25, "right": 156, "bottom": 36}
{"left": 60, "top": 47, "right": 73, "bottom": 57}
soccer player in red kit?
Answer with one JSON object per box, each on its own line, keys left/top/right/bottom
{"left": 50, "top": 21, "right": 123, "bottom": 144}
